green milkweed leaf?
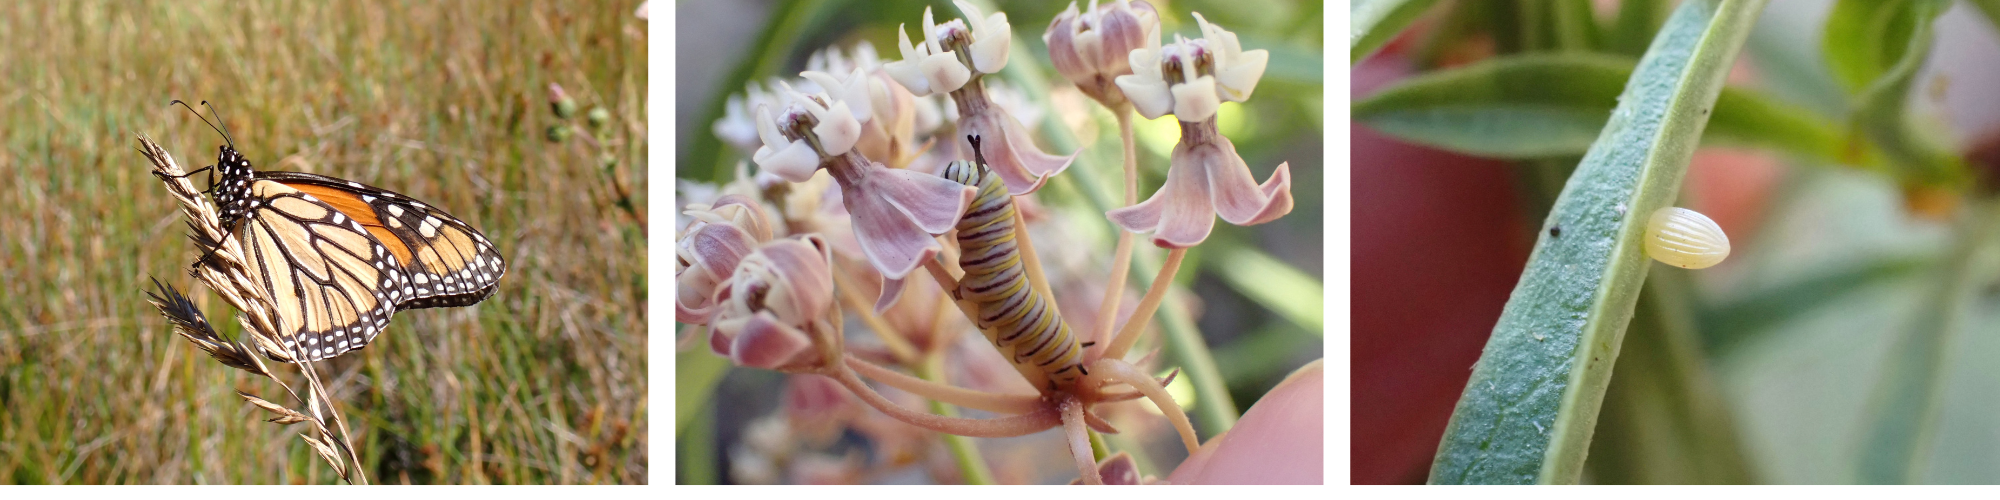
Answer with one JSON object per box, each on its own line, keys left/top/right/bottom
{"left": 1427, "top": 0, "right": 1769, "bottom": 484}
{"left": 1354, "top": 53, "right": 1843, "bottom": 163}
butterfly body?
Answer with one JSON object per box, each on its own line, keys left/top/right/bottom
{"left": 207, "top": 145, "right": 506, "bottom": 361}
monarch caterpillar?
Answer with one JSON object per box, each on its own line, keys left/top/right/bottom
{"left": 943, "top": 136, "right": 1088, "bottom": 390}
{"left": 168, "top": 101, "right": 507, "bottom": 361}
{"left": 1644, "top": 207, "right": 1729, "bottom": 269}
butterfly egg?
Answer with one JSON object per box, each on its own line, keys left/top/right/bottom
{"left": 1644, "top": 207, "right": 1730, "bottom": 269}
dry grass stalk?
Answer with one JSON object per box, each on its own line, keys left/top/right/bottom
{"left": 136, "top": 134, "right": 369, "bottom": 485}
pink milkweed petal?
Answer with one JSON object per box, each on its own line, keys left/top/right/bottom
{"left": 1106, "top": 149, "right": 1217, "bottom": 248}
{"left": 874, "top": 167, "right": 975, "bottom": 234}
{"left": 958, "top": 107, "right": 1075, "bottom": 195}
{"left": 709, "top": 322, "right": 733, "bottom": 357}
{"left": 675, "top": 223, "right": 759, "bottom": 323}
{"left": 874, "top": 276, "right": 907, "bottom": 312}
{"left": 758, "top": 237, "right": 837, "bottom": 324}
{"left": 731, "top": 312, "right": 814, "bottom": 369}
{"left": 705, "top": 193, "right": 775, "bottom": 241}
{"left": 850, "top": 211, "right": 935, "bottom": 280}
{"left": 678, "top": 300, "right": 721, "bottom": 326}
{"left": 1203, "top": 138, "right": 1292, "bottom": 226}
{"left": 842, "top": 162, "right": 973, "bottom": 279}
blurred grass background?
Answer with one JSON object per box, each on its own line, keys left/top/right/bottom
{"left": 675, "top": 0, "right": 1322, "bottom": 483}
{"left": 0, "top": 0, "right": 647, "bottom": 484}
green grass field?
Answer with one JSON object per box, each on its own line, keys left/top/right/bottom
{"left": 0, "top": 0, "right": 647, "bottom": 484}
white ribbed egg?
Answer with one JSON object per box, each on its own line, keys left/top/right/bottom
{"left": 1644, "top": 207, "right": 1730, "bottom": 269}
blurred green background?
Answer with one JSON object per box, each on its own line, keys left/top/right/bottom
{"left": 675, "top": 0, "right": 1323, "bottom": 484}
{"left": 0, "top": 0, "right": 647, "bottom": 484}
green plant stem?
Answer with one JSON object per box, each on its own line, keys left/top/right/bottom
{"left": 833, "top": 267, "right": 919, "bottom": 364}
{"left": 1093, "top": 108, "right": 1139, "bottom": 348}
{"left": 1105, "top": 249, "right": 1185, "bottom": 360}
{"left": 920, "top": 354, "right": 995, "bottom": 485}
{"left": 1843, "top": 0, "right": 1964, "bottom": 187}
{"left": 995, "top": 38, "right": 1240, "bottom": 436}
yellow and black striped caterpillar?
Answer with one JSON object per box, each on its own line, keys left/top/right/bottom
{"left": 943, "top": 136, "right": 1087, "bottom": 390}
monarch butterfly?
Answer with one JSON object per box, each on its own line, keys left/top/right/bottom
{"left": 943, "top": 136, "right": 1087, "bottom": 390}
{"left": 169, "top": 101, "right": 506, "bottom": 362}
{"left": 1644, "top": 207, "right": 1730, "bottom": 269}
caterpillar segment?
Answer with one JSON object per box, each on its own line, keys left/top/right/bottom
{"left": 941, "top": 140, "right": 1088, "bottom": 390}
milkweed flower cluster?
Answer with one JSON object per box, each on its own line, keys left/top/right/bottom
{"left": 683, "top": 1, "right": 1301, "bottom": 484}
{"left": 1045, "top": 0, "right": 1161, "bottom": 108}
{"left": 715, "top": 43, "right": 947, "bottom": 169}
{"left": 709, "top": 234, "right": 837, "bottom": 370}
{"left": 677, "top": 197, "right": 838, "bottom": 370}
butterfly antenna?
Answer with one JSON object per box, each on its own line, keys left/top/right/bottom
{"left": 201, "top": 100, "right": 236, "bottom": 149}
{"left": 169, "top": 99, "right": 234, "bottom": 149}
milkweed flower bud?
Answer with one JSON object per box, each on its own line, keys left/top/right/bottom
{"left": 686, "top": 193, "right": 776, "bottom": 242}
{"left": 1044, "top": 0, "right": 1160, "bottom": 108}
{"left": 549, "top": 83, "right": 580, "bottom": 119}
{"left": 675, "top": 195, "right": 775, "bottom": 323}
{"left": 1115, "top": 12, "right": 1267, "bottom": 122}
{"left": 587, "top": 107, "right": 611, "bottom": 130}
{"left": 710, "top": 235, "right": 837, "bottom": 370}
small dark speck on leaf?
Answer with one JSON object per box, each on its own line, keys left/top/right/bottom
{"left": 1549, "top": 225, "right": 1562, "bottom": 238}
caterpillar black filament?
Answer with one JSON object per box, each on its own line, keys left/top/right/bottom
{"left": 942, "top": 136, "right": 1087, "bottom": 390}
